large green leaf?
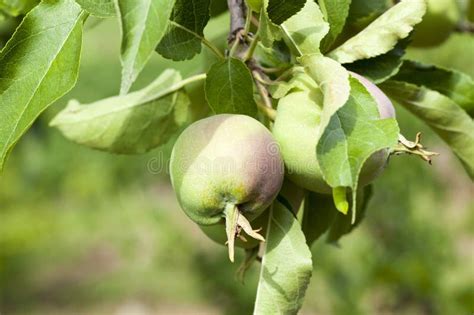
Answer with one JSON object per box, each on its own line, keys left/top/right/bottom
{"left": 281, "top": 0, "right": 329, "bottom": 55}
{"left": 205, "top": 58, "right": 257, "bottom": 117}
{"left": 254, "top": 199, "right": 313, "bottom": 314}
{"left": 116, "top": 0, "right": 175, "bottom": 94}
{"left": 328, "top": 0, "right": 425, "bottom": 64}
{"left": 381, "top": 80, "right": 474, "bottom": 179}
{"left": 75, "top": 0, "right": 115, "bottom": 17}
{"left": 267, "top": 0, "right": 305, "bottom": 25}
{"left": 299, "top": 53, "right": 350, "bottom": 137}
{"left": 156, "top": 0, "right": 211, "bottom": 61}
{"left": 393, "top": 61, "right": 474, "bottom": 116}
{"left": 50, "top": 70, "right": 191, "bottom": 154}
{"left": 319, "top": 0, "right": 351, "bottom": 52}
{"left": 0, "top": 0, "right": 85, "bottom": 172}
{"left": 316, "top": 77, "right": 399, "bottom": 221}
{"left": 344, "top": 38, "right": 408, "bottom": 84}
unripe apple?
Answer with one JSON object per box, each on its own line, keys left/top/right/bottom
{"left": 411, "top": 0, "right": 459, "bottom": 47}
{"left": 170, "top": 114, "right": 284, "bottom": 261}
{"left": 272, "top": 72, "right": 395, "bottom": 194}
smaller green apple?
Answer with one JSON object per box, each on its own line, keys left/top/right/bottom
{"left": 272, "top": 72, "right": 396, "bottom": 194}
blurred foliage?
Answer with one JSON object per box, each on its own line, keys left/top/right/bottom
{"left": 1, "top": 12, "right": 473, "bottom": 315}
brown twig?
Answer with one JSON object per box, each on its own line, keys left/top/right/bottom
{"left": 227, "top": 0, "right": 247, "bottom": 43}
{"left": 455, "top": 21, "right": 474, "bottom": 33}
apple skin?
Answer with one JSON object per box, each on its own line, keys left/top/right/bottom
{"left": 170, "top": 114, "right": 284, "bottom": 226}
{"left": 411, "top": 0, "right": 459, "bottom": 47}
{"left": 272, "top": 73, "right": 395, "bottom": 194}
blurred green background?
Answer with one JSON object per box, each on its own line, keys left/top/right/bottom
{"left": 1, "top": 10, "right": 473, "bottom": 315}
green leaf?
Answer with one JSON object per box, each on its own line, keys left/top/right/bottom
{"left": 0, "top": 0, "right": 38, "bottom": 16}
{"left": 269, "top": 66, "right": 314, "bottom": 99}
{"left": 346, "top": 0, "right": 388, "bottom": 30}
{"left": 332, "top": 186, "right": 349, "bottom": 214}
{"left": 326, "top": 185, "right": 373, "bottom": 244}
{"left": 0, "top": 0, "right": 85, "bottom": 172}
{"left": 116, "top": 0, "right": 175, "bottom": 94}
{"left": 392, "top": 60, "right": 474, "bottom": 116}
{"left": 316, "top": 76, "right": 399, "bottom": 221}
{"left": 381, "top": 80, "right": 474, "bottom": 179}
{"left": 246, "top": 0, "right": 262, "bottom": 12}
{"left": 156, "top": 0, "right": 211, "bottom": 61}
{"left": 301, "top": 191, "right": 337, "bottom": 247}
{"left": 205, "top": 58, "right": 257, "bottom": 117}
{"left": 50, "top": 70, "right": 192, "bottom": 154}
{"left": 254, "top": 199, "right": 313, "bottom": 314}
{"left": 344, "top": 38, "right": 408, "bottom": 84}
{"left": 299, "top": 53, "right": 350, "bottom": 137}
{"left": 253, "top": 41, "right": 291, "bottom": 71}
{"left": 281, "top": 0, "right": 329, "bottom": 55}
{"left": 75, "top": 0, "right": 115, "bottom": 17}
{"left": 328, "top": 0, "right": 426, "bottom": 64}
{"left": 267, "top": 0, "right": 305, "bottom": 25}
{"left": 319, "top": 0, "right": 351, "bottom": 52}
{"left": 259, "top": 0, "right": 282, "bottom": 48}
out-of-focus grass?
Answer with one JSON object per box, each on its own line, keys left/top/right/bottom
{"left": 1, "top": 14, "right": 473, "bottom": 315}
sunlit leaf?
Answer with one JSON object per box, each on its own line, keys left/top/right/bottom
{"left": 205, "top": 58, "right": 257, "bottom": 117}
{"left": 299, "top": 53, "right": 350, "bottom": 137}
{"left": 116, "top": 0, "right": 175, "bottom": 94}
{"left": 75, "top": 0, "right": 115, "bottom": 17}
{"left": 50, "top": 70, "right": 191, "bottom": 154}
{"left": 156, "top": 0, "right": 211, "bottom": 61}
{"left": 254, "top": 199, "right": 312, "bottom": 314}
{"left": 281, "top": 0, "right": 329, "bottom": 55}
{"left": 0, "top": 0, "right": 85, "bottom": 172}
{"left": 328, "top": 0, "right": 425, "bottom": 64}
{"left": 316, "top": 77, "right": 399, "bottom": 221}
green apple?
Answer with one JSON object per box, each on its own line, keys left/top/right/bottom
{"left": 170, "top": 114, "right": 284, "bottom": 261}
{"left": 411, "top": 0, "right": 459, "bottom": 47}
{"left": 272, "top": 72, "right": 395, "bottom": 194}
